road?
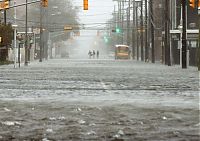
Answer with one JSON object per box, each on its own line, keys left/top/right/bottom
{"left": 0, "top": 59, "right": 199, "bottom": 141}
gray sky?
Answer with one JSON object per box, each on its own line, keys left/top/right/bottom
{"left": 74, "top": 0, "right": 115, "bottom": 28}
{"left": 70, "top": 0, "right": 116, "bottom": 57}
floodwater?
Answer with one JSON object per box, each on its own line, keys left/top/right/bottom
{"left": 0, "top": 59, "right": 199, "bottom": 141}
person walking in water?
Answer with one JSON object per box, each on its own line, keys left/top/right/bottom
{"left": 97, "top": 50, "right": 99, "bottom": 59}
{"left": 88, "top": 50, "right": 92, "bottom": 59}
{"left": 93, "top": 50, "right": 95, "bottom": 59}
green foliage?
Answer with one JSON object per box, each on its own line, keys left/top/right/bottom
{"left": 26, "top": 0, "right": 80, "bottom": 43}
{"left": 0, "top": 60, "right": 13, "bottom": 65}
{"left": 0, "top": 23, "right": 13, "bottom": 47}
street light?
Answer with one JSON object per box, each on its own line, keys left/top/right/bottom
{"left": 198, "top": 7, "right": 200, "bottom": 71}
{"left": 12, "top": 24, "right": 18, "bottom": 68}
{"left": 25, "top": 0, "right": 28, "bottom": 66}
{"left": 12, "top": 0, "right": 17, "bottom": 68}
{"left": 49, "top": 6, "right": 59, "bottom": 59}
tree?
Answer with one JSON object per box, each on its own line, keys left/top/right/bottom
{"left": 0, "top": 23, "right": 13, "bottom": 61}
{"left": 0, "top": 23, "right": 13, "bottom": 47}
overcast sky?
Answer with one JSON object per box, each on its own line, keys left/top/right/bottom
{"left": 74, "top": 0, "right": 115, "bottom": 28}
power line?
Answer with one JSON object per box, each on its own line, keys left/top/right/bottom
{"left": 79, "top": 12, "right": 113, "bottom": 17}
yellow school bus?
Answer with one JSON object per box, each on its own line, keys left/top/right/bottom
{"left": 115, "top": 45, "right": 131, "bottom": 59}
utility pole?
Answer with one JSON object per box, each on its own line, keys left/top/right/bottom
{"left": 145, "top": 0, "right": 148, "bottom": 62}
{"left": 4, "top": 9, "right": 6, "bottom": 24}
{"left": 117, "top": 2, "right": 120, "bottom": 44}
{"left": 132, "top": 0, "right": 136, "bottom": 60}
{"left": 122, "top": 0, "right": 124, "bottom": 44}
{"left": 114, "top": 5, "right": 117, "bottom": 44}
{"left": 24, "top": 0, "right": 28, "bottom": 66}
{"left": 39, "top": 3, "right": 43, "bottom": 62}
{"left": 181, "top": 0, "right": 187, "bottom": 68}
{"left": 136, "top": 5, "right": 139, "bottom": 60}
{"left": 164, "top": 0, "right": 171, "bottom": 66}
{"left": 140, "top": 0, "right": 144, "bottom": 61}
{"left": 150, "top": 0, "right": 155, "bottom": 63}
{"left": 127, "top": 0, "right": 130, "bottom": 46}
{"left": 119, "top": 0, "right": 122, "bottom": 44}
{"left": 44, "top": 8, "right": 48, "bottom": 60}
{"left": 13, "top": 0, "right": 17, "bottom": 68}
{"left": 198, "top": 6, "right": 200, "bottom": 71}
{"left": 161, "top": 0, "right": 165, "bottom": 64}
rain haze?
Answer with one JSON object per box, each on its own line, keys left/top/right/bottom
{"left": 0, "top": 0, "right": 199, "bottom": 141}
{"left": 71, "top": 0, "right": 115, "bottom": 59}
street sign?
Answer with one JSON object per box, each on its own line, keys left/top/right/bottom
{"left": 33, "top": 28, "right": 40, "bottom": 34}
{"left": 170, "top": 29, "right": 199, "bottom": 40}
{"left": 187, "top": 33, "right": 199, "bottom": 40}
{"left": 171, "top": 33, "right": 180, "bottom": 40}
{"left": 17, "top": 32, "right": 34, "bottom": 44}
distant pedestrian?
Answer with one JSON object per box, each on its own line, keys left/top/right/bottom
{"left": 88, "top": 50, "right": 92, "bottom": 59}
{"left": 97, "top": 50, "right": 99, "bottom": 59}
{"left": 93, "top": 50, "right": 95, "bottom": 59}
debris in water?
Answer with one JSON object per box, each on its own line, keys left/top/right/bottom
{"left": 46, "top": 128, "right": 53, "bottom": 133}
{"left": 86, "top": 130, "right": 96, "bottom": 135}
{"left": 173, "top": 131, "right": 180, "bottom": 136}
{"left": 113, "top": 134, "right": 121, "bottom": 138}
{"left": 113, "top": 130, "right": 125, "bottom": 139}
{"left": 194, "top": 123, "right": 200, "bottom": 127}
{"left": 58, "top": 116, "right": 66, "bottom": 120}
{"left": 3, "top": 107, "right": 11, "bottom": 112}
{"left": 1, "top": 121, "right": 21, "bottom": 126}
{"left": 76, "top": 107, "right": 82, "bottom": 112}
{"left": 78, "top": 119, "right": 86, "bottom": 124}
{"left": 49, "top": 116, "right": 65, "bottom": 121}
{"left": 118, "top": 130, "right": 124, "bottom": 136}
{"left": 49, "top": 117, "right": 56, "bottom": 121}
{"left": 42, "top": 138, "right": 50, "bottom": 141}
{"left": 162, "top": 116, "right": 167, "bottom": 120}
{"left": 89, "top": 123, "right": 96, "bottom": 126}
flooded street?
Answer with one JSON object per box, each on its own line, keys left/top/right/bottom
{"left": 0, "top": 0, "right": 199, "bottom": 140}
{"left": 0, "top": 59, "right": 199, "bottom": 141}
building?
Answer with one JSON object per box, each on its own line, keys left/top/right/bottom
{"left": 152, "top": 0, "right": 199, "bottom": 66}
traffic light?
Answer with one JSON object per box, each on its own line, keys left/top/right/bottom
{"left": 116, "top": 28, "right": 121, "bottom": 33}
{"left": 41, "top": 0, "right": 48, "bottom": 7}
{"left": 112, "top": 27, "right": 121, "bottom": 33}
{"left": 104, "top": 36, "right": 108, "bottom": 43}
{"left": 189, "top": 0, "right": 195, "bottom": 8}
{"left": 83, "top": 0, "right": 88, "bottom": 10}
{"left": 3, "top": 0, "right": 9, "bottom": 9}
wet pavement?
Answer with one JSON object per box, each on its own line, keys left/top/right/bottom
{"left": 0, "top": 59, "right": 199, "bottom": 141}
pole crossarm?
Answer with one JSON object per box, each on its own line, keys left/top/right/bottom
{"left": 0, "top": 0, "right": 40, "bottom": 10}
